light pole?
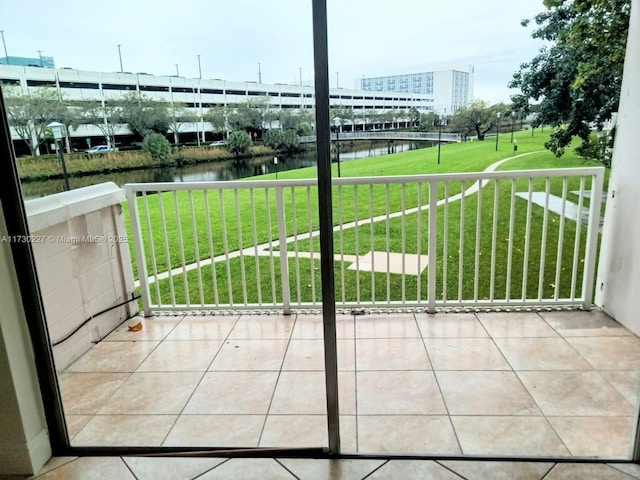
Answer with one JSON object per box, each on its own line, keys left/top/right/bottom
{"left": 37, "top": 50, "right": 44, "bottom": 66}
{"left": 334, "top": 117, "right": 342, "bottom": 177}
{"left": 0, "top": 30, "right": 9, "bottom": 64}
{"left": 175, "top": 64, "right": 179, "bottom": 76}
{"left": 495, "top": 112, "right": 501, "bottom": 151}
{"left": 437, "top": 113, "right": 443, "bottom": 164}
{"left": 258, "top": 62, "right": 262, "bottom": 83}
{"left": 117, "top": 44, "right": 123, "bottom": 72}
{"left": 197, "top": 54, "right": 202, "bottom": 79}
{"left": 274, "top": 156, "right": 278, "bottom": 179}
{"left": 47, "top": 122, "right": 70, "bottom": 191}
{"left": 510, "top": 111, "right": 515, "bottom": 143}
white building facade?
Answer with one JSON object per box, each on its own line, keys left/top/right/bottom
{"left": 361, "top": 65, "right": 474, "bottom": 114}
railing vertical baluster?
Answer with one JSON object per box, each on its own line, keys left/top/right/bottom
{"left": 506, "top": 179, "right": 516, "bottom": 302}
{"left": 443, "top": 182, "right": 449, "bottom": 303}
{"left": 173, "top": 191, "right": 190, "bottom": 307}
{"left": 458, "top": 181, "right": 466, "bottom": 301}
{"left": 156, "top": 192, "right": 175, "bottom": 306}
{"left": 219, "top": 190, "right": 233, "bottom": 306}
{"left": 570, "top": 176, "right": 586, "bottom": 301}
{"left": 582, "top": 170, "right": 604, "bottom": 309}
{"left": 554, "top": 178, "right": 568, "bottom": 302}
{"left": 188, "top": 190, "right": 205, "bottom": 306}
{"left": 416, "top": 183, "right": 423, "bottom": 304}
{"left": 521, "top": 178, "right": 533, "bottom": 301}
{"left": 291, "top": 186, "right": 301, "bottom": 306}
{"left": 203, "top": 190, "right": 219, "bottom": 307}
{"left": 125, "top": 187, "right": 152, "bottom": 316}
{"left": 276, "top": 186, "right": 291, "bottom": 313}
{"left": 234, "top": 189, "right": 248, "bottom": 306}
{"left": 385, "top": 184, "right": 391, "bottom": 303}
{"left": 474, "top": 179, "right": 483, "bottom": 302}
{"left": 428, "top": 180, "right": 437, "bottom": 313}
{"left": 306, "top": 186, "right": 317, "bottom": 304}
{"left": 538, "top": 178, "right": 551, "bottom": 301}
{"left": 339, "top": 185, "right": 346, "bottom": 305}
{"left": 354, "top": 184, "right": 361, "bottom": 305}
{"left": 369, "top": 184, "right": 375, "bottom": 304}
{"left": 401, "top": 183, "right": 407, "bottom": 303}
{"left": 249, "top": 189, "right": 262, "bottom": 306}
{"left": 264, "top": 189, "right": 277, "bottom": 306}
{"left": 489, "top": 180, "right": 500, "bottom": 303}
{"left": 142, "top": 192, "right": 161, "bottom": 306}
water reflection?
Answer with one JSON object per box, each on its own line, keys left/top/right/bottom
{"left": 21, "top": 141, "right": 429, "bottom": 200}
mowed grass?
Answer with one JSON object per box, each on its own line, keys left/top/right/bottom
{"left": 126, "top": 130, "right": 608, "bottom": 305}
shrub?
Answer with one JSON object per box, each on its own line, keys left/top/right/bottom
{"left": 226, "top": 131, "right": 253, "bottom": 156}
{"left": 264, "top": 129, "right": 301, "bottom": 152}
{"left": 142, "top": 132, "right": 172, "bottom": 164}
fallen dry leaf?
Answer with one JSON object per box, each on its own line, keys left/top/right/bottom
{"left": 128, "top": 321, "right": 143, "bottom": 332}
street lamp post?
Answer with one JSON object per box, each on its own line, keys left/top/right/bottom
{"left": 117, "top": 44, "right": 123, "bottom": 72}
{"left": 175, "top": 64, "right": 179, "bottom": 76}
{"left": 510, "top": 111, "right": 515, "bottom": 143}
{"left": 274, "top": 156, "right": 278, "bottom": 179}
{"left": 437, "top": 113, "right": 443, "bottom": 165}
{"left": 47, "top": 122, "right": 70, "bottom": 191}
{"left": 495, "top": 112, "right": 501, "bottom": 151}
{"left": 334, "top": 117, "right": 342, "bottom": 177}
{"left": 0, "top": 30, "right": 9, "bottom": 64}
{"left": 197, "top": 54, "right": 202, "bottom": 79}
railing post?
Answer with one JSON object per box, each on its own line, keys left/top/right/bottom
{"left": 124, "top": 187, "right": 152, "bottom": 317}
{"left": 275, "top": 186, "right": 291, "bottom": 314}
{"left": 581, "top": 168, "right": 604, "bottom": 310}
{"left": 428, "top": 180, "right": 438, "bottom": 313}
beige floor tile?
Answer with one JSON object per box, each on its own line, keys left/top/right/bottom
{"left": 539, "top": 310, "right": 633, "bottom": 337}
{"left": 259, "top": 415, "right": 328, "bottom": 448}
{"left": 268, "top": 371, "right": 356, "bottom": 415}
{"left": 518, "top": 371, "right": 635, "bottom": 416}
{"left": 544, "top": 463, "right": 635, "bottom": 479}
{"left": 183, "top": 371, "right": 278, "bottom": 414}
{"left": 71, "top": 414, "right": 176, "bottom": 446}
{"left": 547, "top": 416, "right": 634, "bottom": 458}
{"left": 122, "top": 456, "right": 227, "bottom": 480}
{"left": 136, "top": 340, "right": 223, "bottom": 372}
{"left": 208, "top": 339, "right": 289, "bottom": 371}
{"left": 601, "top": 370, "right": 640, "bottom": 407}
{"left": 566, "top": 337, "right": 640, "bottom": 370}
{"left": 58, "top": 372, "right": 129, "bottom": 414}
{"left": 416, "top": 313, "right": 489, "bottom": 337}
{"left": 436, "top": 371, "right": 541, "bottom": 415}
{"left": 34, "top": 457, "right": 78, "bottom": 477}
{"left": 282, "top": 339, "right": 355, "bottom": 371}
{"left": 439, "top": 460, "right": 554, "bottom": 480}
{"left": 355, "top": 313, "right": 421, "bottom": 338}
{"left": 357, "top": 370, "right": 447, "bottom": 415}
{"left": 338, "top": 414, "right": 358, "bottom": 453}
{"left": 357, "top": 416, "right": 460, "bottom": 455}
{"left": 451, "top": 416, "right": 571, "bottom": 457}
{"left": 227, "top": 314, "right": 295, "bottom": 339}
{"left": 278, "top": 458, "right": 384, "bottom": 480}
{"left": 103, "top": 316, "right": 182, "bottom": 341}
{"left": 424, "top": 338, "right": 510, "bottom": 370}
{"left": 494, "top": 337, "right": 593, "bottom": 370}
{"left": 607, "top": 463, "right": 640, "bottom": 478}
{"left": 356, "top": 338, "right": 431, "bottom": 370}
{"left": 477, "top": 312, "right": 560, "bottom": 337}
{"left": 291, "top": 313, "right": 355, "bottom": 339}
{"left": 163, "top": 414, "right": 264, "bottom": 447}
{"left": 32, "top": 457, "right": 136, "bottom": 479}
{"left": 97, "top": 372, "right": 202, "bottom": 414}
{"left": 198, "top": 458, "right": 294, "bottom": 480}
{"left": 368, "top": 460, "right": 461, "bottom": 480}
{"left": 165, "top": 315, "right": 239, "bottom": 340}
{"left": 65, "top": 341, "right": 159, "bottom": 372}
{"left": 64, "top": 415, "right": 92, "bottom": 439}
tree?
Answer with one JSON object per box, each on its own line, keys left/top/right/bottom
{"left": 204, "top": 106, "right": 228, "bottom": 138}
{"left": 264, "top": 129, "right": 300, "bottom": 152}
{"left": 79, "top": 101, "right": 122, "bottom": 148}
{"left": 227, "top": 97, "right": 270, "bottom": 135}
{"left": 450, "top": 100, "right": 504, "bottom": 139}
{"left": 509, "top": 0, "right": 631, "bottom": 158}
{"left": 226, "top": 130, "right": 252, "bottom": 156}
{"left": 167, "top": 102, "right": 196, "bottom": 145}
{"left": 4, "top": 86, "right": 66, "bottom": 156}
{"left": 119, "top": 92, "right": 170, "bottom": 137}
{"left": 416, "top": 112, "right": 438, "bottom": 132}
{"left": 142, "top": 132, "right": 172, "bottom": 164}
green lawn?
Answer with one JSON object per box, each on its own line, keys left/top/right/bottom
{"left": 127, "top": 130, "right": 607, "bottom": 307}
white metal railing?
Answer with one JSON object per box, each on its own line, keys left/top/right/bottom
{"left": 125, "top": 167, "right": 604, "bottom": 315}
{"left": 299, "top": 131, "right": 462, "bottom": 144}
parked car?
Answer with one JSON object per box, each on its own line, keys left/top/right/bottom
{"left": 209, "top": 140, "right": 226, "bottom": 147}
{"left": 85, "top": 145, "right": 116, "bottom": 154}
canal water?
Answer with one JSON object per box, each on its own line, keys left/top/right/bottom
{"left": 21, "top": 140, "right": 431, "bottom": 200}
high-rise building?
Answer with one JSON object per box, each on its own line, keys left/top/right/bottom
{"left": 362, "top": 65, "right": 473, "bottom": 114}
{"left": 0, "top": 55, "right": 55, "bottom": 68}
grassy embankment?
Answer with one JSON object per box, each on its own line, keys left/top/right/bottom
{"left": 16, "top": 145, "right": 275, "bottom": 182}
{"left": 127, "top": 130, "right": 608, "bottom": 306}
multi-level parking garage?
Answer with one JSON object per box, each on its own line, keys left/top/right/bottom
{"left": 0, "top": 65, "right": 437, "bottom": 153}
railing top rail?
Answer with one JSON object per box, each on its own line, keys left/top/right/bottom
{"left": 123, "top": 167, "right": 605, "bottom": 193}
{"left": 299, "top": 131, "right": 463, "bottom": 143}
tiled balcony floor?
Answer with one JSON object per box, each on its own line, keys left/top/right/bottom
{"left": 58, "top": 309, "right": 640, "bottom": 459}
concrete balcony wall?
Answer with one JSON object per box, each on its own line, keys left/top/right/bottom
{"left": 25, "top": 183, "right": 138, "bottom": 371}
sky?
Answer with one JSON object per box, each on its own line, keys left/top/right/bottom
{"left": 0, "top": 0, "right": 548, "bottom": 103}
